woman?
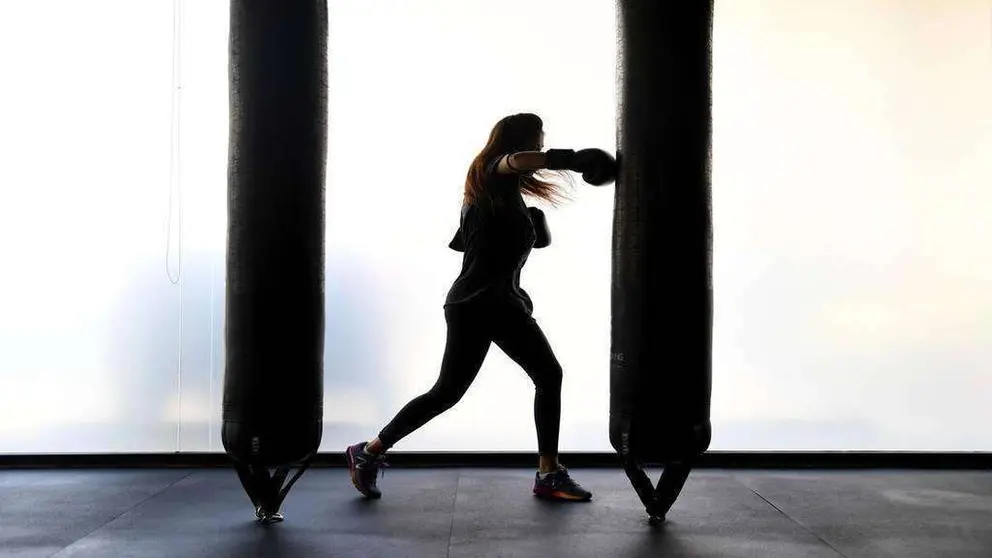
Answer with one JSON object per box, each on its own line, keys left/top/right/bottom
{"left": 345, "top": 113, "right": 614, "bottom": 502}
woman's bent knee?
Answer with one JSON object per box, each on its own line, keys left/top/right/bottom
{"left": 426, "top": 385, "right": 467, "bottom": 412}
{"left": 535, "top": 362, "right": 563, "bottom": 393}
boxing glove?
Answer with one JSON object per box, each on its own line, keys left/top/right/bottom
{"left": 528, "top": 207, "right": 551, "bottom": 249}
{"left": 448, "top": 228, "right": 465, "bottom": 252}
{"left": 573, "top": 148, "right": 617, "bottom": 186}
{"left": 544, "top": 148, "right": 617, "bottom": 186}
{"left": 544, "top": 149, "right": 577, "bottom": 171}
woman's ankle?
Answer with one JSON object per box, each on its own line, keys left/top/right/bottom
{"left": 365, "top": 438, "right": 385, "bottom": 455}
{"left": 538, "top": 455, "right": 559, "bottom": 474}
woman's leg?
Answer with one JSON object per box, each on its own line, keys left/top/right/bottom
{"left": 374, "top": 305, "right": 492, "bottom": 450}
{"left": 491, "top": 308, "right": 591, "bottom": 501}
{"left": 489, "top": 310, "right": 562, "bottom": 469}
{"left": 346, "top": 304, "right": 492, "bottom": 498}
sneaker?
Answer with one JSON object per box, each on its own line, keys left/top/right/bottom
{"left": 533, "top": 464, "right": 593, "bottom": 502}
{"left": 345, "top": 442, "right": 389, "bottom": 499}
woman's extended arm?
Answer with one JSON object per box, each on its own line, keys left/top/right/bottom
{"left": 494, "top": 151, "right": 547, "bottom": 174}
{"left": 494, "top": 149, "right": 584, "bottom": 174}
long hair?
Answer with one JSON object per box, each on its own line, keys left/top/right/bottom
{"left": 463, "top": 113, "right": 571, "bottom": 207}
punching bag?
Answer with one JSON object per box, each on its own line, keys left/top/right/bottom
{"left": 610, "top": 0, "right": 714, "bottom": 522}
{"left": 222, "top": 0, "right": 327, "bottom": 524}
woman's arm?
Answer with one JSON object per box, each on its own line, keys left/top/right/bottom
{"left": 494, "top": 148, "right": 617, "bottom": 187}
{"left": 494, "top": 149, "right": 584, "bottom": 175}
{"left": 494, "top": 151, "right": 547, "bottom": 174}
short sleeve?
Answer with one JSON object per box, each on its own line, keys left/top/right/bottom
{"left": 485, "top": 154, "right": 508, "bottom": 178}
{"left": 460, "top": 204, "right": 482, "bottom": 235}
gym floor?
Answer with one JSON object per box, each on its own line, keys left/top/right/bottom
{"left": 2, "top": 467, "right": 990, "bottom": 557}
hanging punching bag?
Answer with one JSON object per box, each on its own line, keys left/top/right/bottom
{"left": 610, "top": 0, "right": 714, "bottom": 522}
{"left": 222, "top": 0, "right": 327, "bottom": 524}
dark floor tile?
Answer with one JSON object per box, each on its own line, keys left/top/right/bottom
{"left": 447, "top": 469, "right": 842, "bottom": 558}
{"left": 9, "top": 468, "right": 992, "bottom": 558}
{"left": 0, "top": 469, "right": 190, "bottom": 558}
{"left": 737, "top": 471, "right": 992, "bottom": 558}
{"left": 53, "top": 469, "right": 458, "bottom": 558}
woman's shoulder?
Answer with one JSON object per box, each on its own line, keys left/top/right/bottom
{"left": 483, "top": 153, "right": 507, "bottom": 176}
{"left": 482, "top": 153, "right": 522, "bottom": 184}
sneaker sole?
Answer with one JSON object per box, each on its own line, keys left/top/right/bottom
{"left": 533, "top": 487, "right": 592, "bottom": 502}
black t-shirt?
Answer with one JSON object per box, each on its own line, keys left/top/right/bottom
{"left": 445, "top": 156, "right": 537, "bottom": 314}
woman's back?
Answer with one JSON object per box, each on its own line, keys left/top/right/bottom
{"left": 445, "top": 171, "right": 537, "bottom": 314}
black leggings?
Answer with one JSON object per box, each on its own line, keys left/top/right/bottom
{"left": 377, "top": 300, "right": 563, "bottom": 455}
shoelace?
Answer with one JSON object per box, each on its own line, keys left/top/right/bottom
{"left": 556, "top": 474, "right": 579, "bottom": 490}
{"left": 548, "top": 467, "right": 583, "bottom": 492}
{"left": 358, "top": 454, "right": 390, "bottom": 482}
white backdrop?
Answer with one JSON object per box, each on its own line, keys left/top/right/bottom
{"left": 0, "top": 0, "right": 989, "bottom": 453}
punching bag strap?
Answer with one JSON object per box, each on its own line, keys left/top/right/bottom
{"left": 620, "top": 457, "right": 695, "bottom": 523}
{"left": 622, "top": 458, "right": 659, "bottom": 511}
{"left": 233, "top": 452, "right": 318, "bottom": 525}
{"left": 616, "top": 415, "right": 697, "bottom": 522}
{"left": 615, "top": 415, "right": 662, "bottom": 519}
{"left": 233, "top": 463, "right": 279, "bottom": 523}
{"left": 274, "top": 453, "right": 315, "bottom": 506}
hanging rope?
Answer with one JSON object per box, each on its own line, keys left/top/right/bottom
{"left": 167, "top": 0, "right": 186, "bottom": 453}
{"left": 166, "top": 0, "right": 184, "bottom": 286}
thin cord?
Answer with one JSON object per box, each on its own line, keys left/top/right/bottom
{"left": 177, "top": 257, "right": 185, "bottom": 452}
{"left": 209, "top": 256, "right": 216, "bottom": 451}
{"left": 168, "top": 0, "right": 185, "bottom": 452}
{"left": 166, "top": 0, "right": 184, "bottom": 286}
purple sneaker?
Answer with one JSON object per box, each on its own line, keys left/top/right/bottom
{"left": 345, "top": 442, "right": 388, "bottom": 499}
